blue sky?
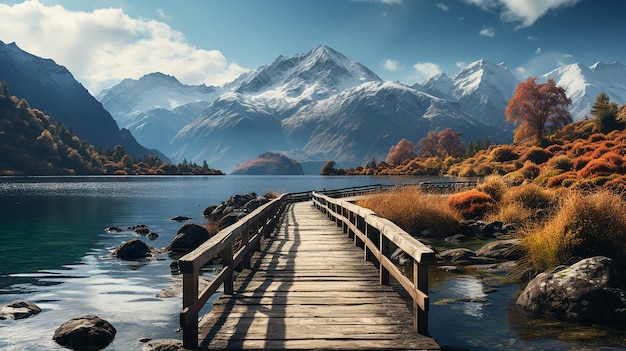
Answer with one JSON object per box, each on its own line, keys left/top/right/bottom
{"left": 0, "top": 0, "right": 623, "bottom": 94}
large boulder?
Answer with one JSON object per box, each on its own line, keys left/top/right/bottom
{"left": 53, "top": 315, "right": 116, "bottom": 350}
{"left": 0, "top": 300, "right": 41, "bottom": 320}
{"left": 517, "top": 256, "right": 626, "bottom": 323}
{"left": 166, "top": 223, "right": 211, "bottom": 253}
{"left": 203, "top": 193, "right": 274, "bottom": 227}
{"left": 112, "top": 239, "right": 154, "bottom": 260}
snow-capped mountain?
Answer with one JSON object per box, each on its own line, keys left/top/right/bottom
{"left": 542, "top": 61, "right": 626, "bottom": 120}
{"left": 0, "top": 40, "right": 162, "bottom": 159}
{"left": 415, "top": 60, "right": 519, "bottom": 128}
{"left": 223, "top": 45, "right": 382, "bottom": 116}
{"left": 98, "top": 73, "right": 219, "bottom": 153}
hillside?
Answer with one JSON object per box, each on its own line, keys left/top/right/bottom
{"left": 335, "top": 117, "right": 626, "bottom": 193}
{"left": 0, "top": 85, "right": 224, "bottom": 176}
{"left": 231, "top": 152, "right": 304, "bottom": 175}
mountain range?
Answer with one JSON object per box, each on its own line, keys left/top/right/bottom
{"left": 2, "top": 41, "right": 624, "bottom": 174}
{"left": 0, "top": 40, "right": 166, "bottom": 161}
{"left": 99, "top": 46, "right": 626, "bottom": 172}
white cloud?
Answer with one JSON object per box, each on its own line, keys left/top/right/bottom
{"left": 411, "top": 62, "right": 442, "bottom": 82}
{"left": 464, "top": 0, "right": 582, "bottom": 28}
{"left": 156, "top": 8, "right": 166, "bottom": 18}
{"left": 0, "top": 0, "right": 249, "bottom": 94}
{"left": 383, "top": 59, "right": 400, "bottom": 71}
{"left": 479, "top": 27, "right": 496, "bottom": 37}
{"left": 535, "top": 47, "right": 542, "bottom": 54}
{"left": 456, "top": 61, "right": 467, "bottom": 69}
{"left": 436, "top": 3, "right": 450, "bottom": 11}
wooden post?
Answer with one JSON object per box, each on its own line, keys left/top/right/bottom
{"left": 222, "top": 245, "right": 234, "bottom": 295}
{"left": 181, "top": 271, "right": 199, "bottom": 349}
{"left": 413, "top": 259, "right": 429, "bottom": 335}
{"left": 380, "top": 235, "right": 390, "bottom": 285}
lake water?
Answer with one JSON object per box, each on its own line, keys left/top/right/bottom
{"left": 0, "top": 176, "right": 624, "bottom": 350}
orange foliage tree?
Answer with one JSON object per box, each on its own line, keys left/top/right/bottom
{"left": 418, "top": 128, "right": 463, "bottom": 157}
{"left": 386, "top": 138, "right": 416, "bottom": 166}
{"left": 505, "top": 77, "right": 572, "bottom": 144}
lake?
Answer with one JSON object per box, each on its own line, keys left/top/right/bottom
{"left": 0, "top": 175, "right": 624, "bottom": 350}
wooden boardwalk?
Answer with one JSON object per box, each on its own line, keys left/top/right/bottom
{"left": 196, "top": 201, "right": 440, "bottom": 350}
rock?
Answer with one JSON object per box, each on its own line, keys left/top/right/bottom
{"left": 438, "top": 266, "right": 466, "bottom": 274}
{"left": 202, "top": 205, "right": 217, "bottom": 218}
{"left": 474, "top": 239, "right": 523, "bottom": 260}
{"left": 170, "top": 216, "right": 191, "bottom": 221}
{"left": 166, "top": 223, "right": 211, "bottom": 253}
{"left": 104, "top": 226, "right": 122, "bottom": 233}
{"left": 0, "top": 300, "right": 41, "bottom": 320}
{"left": 141, "top": 338, "right": 183, "bottom": 351}
{"left": 112, "top": 239, "right": 154, "bottom": 260}
{"left": 147, "top": 232, "right": 159, "bottom": 240}
{"left": 444, "top": 234, "right": 466, "bottom": 244}
{"left": 134, "top": 227, "right": 150, "bottom": 236}
{"left": 438, "top": 248, "right": 476, "bottom": 263}
{"left": 53, "top": 315, "right": 116, "bottom": 350}
{"left": 128, "top": 224, "right": 148, "bottom": 231}
{"left": 243, "top": 196, "right": 270, "bottom": 212}
{"left": 516, "top": 256, "right": 626, "bottom": 324}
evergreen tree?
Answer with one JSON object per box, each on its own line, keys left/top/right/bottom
{"left": 591, "top": 93, "right": 620, "bottom": 133}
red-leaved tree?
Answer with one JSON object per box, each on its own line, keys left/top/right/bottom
{"left": 505, "top": 77, "right": 572, "bottom": 143}
{"left": 386, "top": 138, "right": 416, "bottom": 166}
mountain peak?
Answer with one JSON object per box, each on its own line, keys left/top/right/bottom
{"left": 230, "top": 45, "right": 381, "bottom": 101}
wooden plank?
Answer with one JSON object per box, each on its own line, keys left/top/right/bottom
{"left": 196, "top": 201, "right": 440, "bottom": 350}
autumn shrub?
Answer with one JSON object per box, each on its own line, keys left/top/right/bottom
{"left": 447, "top": 190, "right": 495, "bottom": 219}
{"left": 519, "top": 161, "right": 540, "bottom": 179}
{"left": 476, "top": 175, "right": 507, "bottom": 202}
{"left": 588, "top": 133, "right": 607, "bottom": 142}
{"left": 578, "top": 158, "right": 618, "bottom": 178}
{"left": 572, "top": 156, "right": 592, "bottom": 171}
{"left": 503, "top": 183, "right": 557, "bottom": 212}
{"left": 605, "top": 175, "right": 626, "bottom": 194}
{"left": 548, "top": 154, "right": 573, "bottom": 171}
{"left": 356, "top": 188, "right": 461, "bottom": 237}
{"left": 545, "top": 171, "right": 577, "bottom": 188}
{"left": 523, "top": 146, "right": 552, "bottom": 164}
{"left": 520, "top": 190, "right": 626, "bottom": 272}
{"left": 491, "top": 145, "right": 519, "bottom": 162}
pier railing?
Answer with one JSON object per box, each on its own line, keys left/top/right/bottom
{"left": 311, "top": 191, "right": 437, "bottom": 335}
{"left": 178, "top": 193, "right": 289, "bottom": 349}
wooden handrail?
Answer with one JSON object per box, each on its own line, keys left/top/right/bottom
{"left": 178, "top": 193, "right": 289, "bottom": 349}
{"left": 311, "top": 191, "right": 436, "bottom": 335}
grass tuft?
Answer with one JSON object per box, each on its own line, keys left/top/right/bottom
{"left": 356, "top": 188, "right": 461, "bottom": 237}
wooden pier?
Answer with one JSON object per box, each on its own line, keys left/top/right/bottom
{"left": 179, "top": 187, "right": 441, "bottom": 350}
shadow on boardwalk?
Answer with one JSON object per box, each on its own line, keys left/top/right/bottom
{"left": 197, "top": 202, "right": 440, "bottom": 350}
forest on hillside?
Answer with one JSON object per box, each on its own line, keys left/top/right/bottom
{"left": 0, "top": 82, "right": 224, "bottom": 176}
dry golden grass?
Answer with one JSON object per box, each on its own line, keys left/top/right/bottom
{"left": 519, "top": 190, "right": 626, "bottom": 272}
{"left": 356, "top": 188, "right": 461, "bottom": 237}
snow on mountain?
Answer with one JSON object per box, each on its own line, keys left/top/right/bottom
{"left": 416, "top": 60, "right": 519, "bottom": 128}
{"left": 223, "top": 45, "right": 382, "bottom": 116}
{"left": 282, "top": 81, "right": 504, "bottom": 167}
{"left": 99, "top": 72, "right": 218, "bottom": 116}
{"left": 98, "top": 72, "right": 219, "bottom": 154}
{"left": 542, "top": 61, "right": 626, "bottom": 120}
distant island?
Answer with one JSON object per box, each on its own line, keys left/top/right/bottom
{"left": 231, "top": 152, "right": 304, "bottom": 175}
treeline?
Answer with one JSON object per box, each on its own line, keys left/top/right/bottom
{"left": 0, "top": 83, "right": 224, "bottom": 176}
